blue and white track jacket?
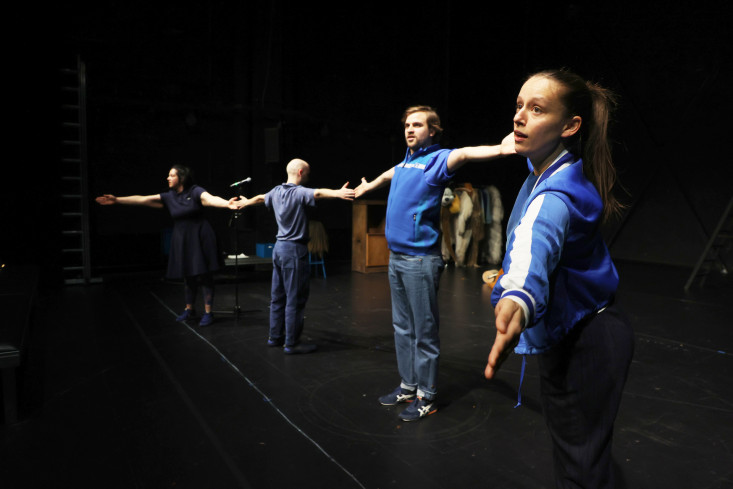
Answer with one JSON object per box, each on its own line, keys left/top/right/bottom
{"left": 491, "top": 150, "right": 618, "bottom": 354}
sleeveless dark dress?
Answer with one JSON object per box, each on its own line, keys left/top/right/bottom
{"left": 159, "top": 185, "right": 221, "bottom": 279}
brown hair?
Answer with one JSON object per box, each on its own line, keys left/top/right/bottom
{"left": 530, "top": 69, "right": 621, "bottom": 223}
{"left": 401, "top": 105, "right": 444, "bottom": 141}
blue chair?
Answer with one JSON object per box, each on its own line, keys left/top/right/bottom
{"left": 309, "top": 252, "right": 326, "bottom": 278}
{"left": 308, "top": 220, "right": 328, "bottom": 278}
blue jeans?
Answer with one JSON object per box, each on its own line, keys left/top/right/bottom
{"left": 388, "top": 252, "right": 444, "bottom": 400}
{"left": 270, "top": 240, "right": 310, "bottom": 346}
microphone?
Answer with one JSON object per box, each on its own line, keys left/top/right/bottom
{"left": 230, "top": 177, "right": 252, "bottom": 187}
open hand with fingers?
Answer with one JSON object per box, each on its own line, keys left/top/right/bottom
{"left": 485, "top": 298, "right": 525, "bottom": 379}
{"left": 337, "top": 182, "right": 355, "bottom": 201}
{"left": 95, "top": 194, "right": 117, "bottom": 205}
{"left": 354, "top": 178, "right": 370, "bottom": 198}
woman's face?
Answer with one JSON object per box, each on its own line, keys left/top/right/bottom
{"left": 167, "top": 169, "right": 181, "bottom": 190}
{"left": 513, "top": 76, "right": 579, "bottom": 171}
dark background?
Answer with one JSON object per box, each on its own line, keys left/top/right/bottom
{"left": 4, "top": 2, "right": 732, "bottom": 286}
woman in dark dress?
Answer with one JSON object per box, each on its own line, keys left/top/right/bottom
{"left": 96, "top": 165, "right": 239, "bottom": 326}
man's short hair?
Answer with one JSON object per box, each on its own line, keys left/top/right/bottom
{"left": 401, "top": 105, "right": 444, "bottom": 141}
{"left": 286, "top": 158, "right": 309, "bottom": 176}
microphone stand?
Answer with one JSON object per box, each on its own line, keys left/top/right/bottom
{"left": 214, "top": 179, "right": 252, "bottom": 319}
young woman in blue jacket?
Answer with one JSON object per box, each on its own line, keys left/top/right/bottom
{"left": 484, "top": 69, "right": 634, "bottom": 488}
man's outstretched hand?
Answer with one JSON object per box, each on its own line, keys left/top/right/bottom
{"left": 337, "top": 182, "right": 355, "bottom": 200}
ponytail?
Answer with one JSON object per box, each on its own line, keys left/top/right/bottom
{"left": 531, "top": 69, "right": 622, "bottom": 223}
{"left": 583, "top": 81, "right": 621, "bottom": 223}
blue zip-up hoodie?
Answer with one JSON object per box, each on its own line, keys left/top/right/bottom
{"left": 385, "top": 145, "right": 454, "bottom": 255}
{"left": 491, "top": 150, "right": 618, "bottom": 354}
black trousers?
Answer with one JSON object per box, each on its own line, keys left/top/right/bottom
{"left": 538, "top": 303, "right": 634, "bottom": 489}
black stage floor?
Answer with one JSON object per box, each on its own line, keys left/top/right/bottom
{"left": 1, "top": 260, "right": 731, "bottom": 488}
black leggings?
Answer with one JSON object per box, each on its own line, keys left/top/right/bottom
{"left": 538, "top": 303, "right": 634, "bottom": 489}
{"left": 183, "top": 273, "right": 214, "bottom": 308}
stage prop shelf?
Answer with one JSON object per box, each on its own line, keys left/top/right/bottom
{"left": 352, "top": 200, "right": 389, "bottom": 273}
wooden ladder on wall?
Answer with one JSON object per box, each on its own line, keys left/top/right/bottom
{"left": 60, "top": 55, "right": 98, "bottom": 285}
{"left": 684, "top": 196, "right": 733, "bottom": 292}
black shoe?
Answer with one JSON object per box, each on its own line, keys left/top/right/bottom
{"left": 198, "top": 312, "right": 214, "bottom": 327}
{"left": 283, "top": 343, "right": 317, "bottom": 355}
{"left": 267, "top": 337, "right": 284, "bottom": 347}
{"left": 176, "top": 308, "right": 196, "bottom": 322}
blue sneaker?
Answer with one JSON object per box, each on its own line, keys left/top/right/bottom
{"left": 176, "top": 308, "right": 196, "bottom": 322}
{"left": 400, "top": 397, "right": 437, "bottom": 421}
{"left": 378, "top": 386, "right": 416, "bottom": 406}
{"left": 199, "top": 312, "right": 214, "bottom": 327}
{"left": 267, "top": 337, "right": 284, "bottom": 347}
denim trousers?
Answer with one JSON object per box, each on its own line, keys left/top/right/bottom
{"left": 388, "top": 252, "right": 444, "bottom": 400}
{"left": 270, "top": 240, "right": 310, "bottom": 346}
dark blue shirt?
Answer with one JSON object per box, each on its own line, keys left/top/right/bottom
{"left": 264, "top": 183, "right": 316, "bottom": 242}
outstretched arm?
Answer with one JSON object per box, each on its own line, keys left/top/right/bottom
{"left": 446, "top": 132, "right": 516, "bottom": 172}
{"left": 95, "top": 194, "right": 163, "bottom": 208}
{"left": 235, "top": 194, "right": 266, "bottom": 209}
{"left": 354, "top": 167, "right": 395, "bottom": 198}
{"left": 314, "top": 182, "right": 355, "bottom": 201}
{"left": 200, "top": 191, "right": 241, "bottom": 210}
